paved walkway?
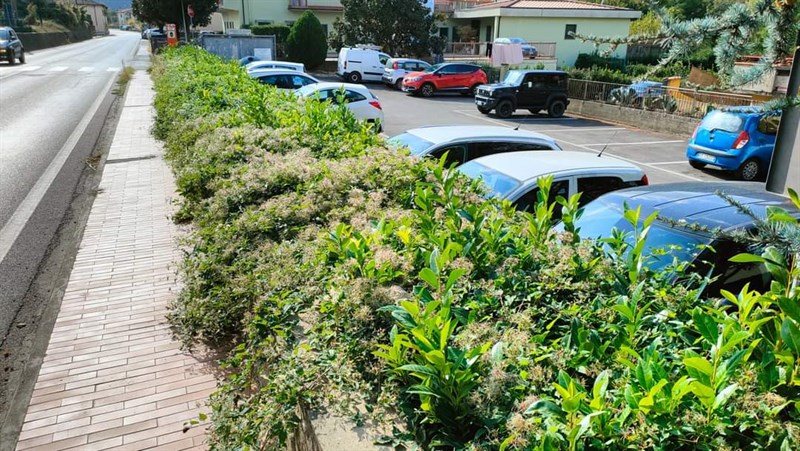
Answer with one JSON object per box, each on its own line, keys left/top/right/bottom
{"left": 15, "top": 73, "right": 214, "bottom": 450}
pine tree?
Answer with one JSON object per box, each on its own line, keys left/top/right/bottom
{"left": 286, "top": 11, "right": 328, "bottom": 71}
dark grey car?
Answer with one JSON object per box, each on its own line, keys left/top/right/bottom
{"left": 0, "top": 27, "right": 25, "bottom": 65}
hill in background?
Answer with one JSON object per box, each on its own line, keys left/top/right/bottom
{"left": 100, "top": 0, "right": 132, "bottom": 11}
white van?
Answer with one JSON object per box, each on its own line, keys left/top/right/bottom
{"left": 336, "top": 47, "right": 391, "bottom": 83}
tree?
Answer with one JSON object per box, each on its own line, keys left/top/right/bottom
{"left": 286, "top": 11, "right": 327, "bottom": 71}
{"left": 328, "top": 0, "right": 435, "bottom": 56}
{"left": 131, "top": 0, "right": 216, "bottom": 31}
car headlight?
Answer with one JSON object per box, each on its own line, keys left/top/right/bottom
{"left": 405, "top": 77, "right": 422, "bottom": 83}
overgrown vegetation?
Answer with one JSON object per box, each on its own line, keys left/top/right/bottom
{"left": 155, "top": 47, "right": 800, "bottom": 450}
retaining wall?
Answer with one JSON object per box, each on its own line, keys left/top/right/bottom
{"left": 568, "top": 98, "right": 701, "bottom": 136}
{"left": 18, "top": 30, "right": 92, "bottom": 52}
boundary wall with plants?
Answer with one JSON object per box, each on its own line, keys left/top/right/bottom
{"left": 153, "top": 46, "right": 800, "bottom": 451}
{"left": 18, "top": 30, "right": 92, "bottom": 51}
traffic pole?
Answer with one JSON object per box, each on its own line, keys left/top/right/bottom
{"left": 179, "top": 0, "right": 189, "bottom": 43}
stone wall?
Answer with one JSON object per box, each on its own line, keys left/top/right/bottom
{"left": 18, "top": 30, "right": 93, "bottom": 52}
{"left": 568, "top": 98, "right": 700, "bottom": 137}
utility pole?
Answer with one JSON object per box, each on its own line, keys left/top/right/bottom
{"left": 179, "top": 0, "right": 189, "bottom": 42}
{"left": 766, "top": 33, "right": 800, "bottom": 194}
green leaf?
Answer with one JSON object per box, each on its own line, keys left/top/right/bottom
{"left": 788, "top": 188, "right": 800, "bottom": 210}
{"left": 778, "top": 297, "right": 800, "bottom": 324}
{"left": 689, "top": 381, "right": 715, "bottom": 409}
{"left": 568, "top": 411, "right": 604, "bottom": 445}
{"left": 729, "top": 253, "right": 768, "bottom": 264}
{"left": 692, "top": 310, "right": 719, "bottom": 344}
{"left": 719, "top": 330, "right": 751, "bottom": 355}
{"left": 398, "top": 364, "right": 438, "bottom": 377}
{"left": 592, "top": 370, "right": 610, "bottom": 404}
{"left": 444, "top": 268, "right": 466, "bottom": 292}
{"left": 683, "top": 356, "right": 714, "bottom": 377}
{"left": 429, "top": 248, "right": 440, "bottom": 276}
{"left": 712, "top": 383, "right": 738, "bottom": 410}
{"left": 490, "top": 341, "right": 505, "bottom": 364}
{"left": 424, "top": 350, "right": 447, "bottom": 368}
{"left": 781, "top": 318, "right": 800, "bottom": 355}
{"left": 407, "top": 384, "right": 440, "bottom": 398}
{"left": 612, "top": 304, "right": 634, "bottom": 322}
{"left": 524, "top": 400, "right": 565, "bottom": 419}
{"left": 418, "top": 268, "right": 438, "bottom": 289}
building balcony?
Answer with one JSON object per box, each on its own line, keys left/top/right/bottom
{"left": 288, "top": 0, "right": 344, "bottom": 11}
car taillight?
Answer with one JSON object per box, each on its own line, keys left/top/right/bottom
{"left": 640, "top": 174, "right": 649, "bottom": 186}
{"left": 691, "top": 126, "right": 699, "bottom": 141}
{"left": 732, "top": 130, "right": 750, "bottom": 149}
{"left": 369, "top": 101, "right": 382, "bottom": 110}
{"left": 392, "top": 61, "right": 398, "bottom": 69}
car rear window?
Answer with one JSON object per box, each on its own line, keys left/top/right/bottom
{"left": 700, "top": 110, "right": 744, "bottom": 133}
{"left": 387, "top": 133, "right": 435, "bottom": 156}
{"left": 557, "top": 197, "right": 708, "bottom": 270}
{"left": 457, "top": 161, "right": 521, "bottom": 198}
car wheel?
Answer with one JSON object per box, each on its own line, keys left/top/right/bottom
{"left": 347, "top": 72, "right": 361, "bottom": 83}
{"left": 736, "top": 158, "right": 762, "bottom": 181}
{"left": 8, "top": 50, "right": 15, "bottom": 65}
{"left": 495, "top": 100, "right": 514, "bottom": 118}
{"left": 18, "top": 50, "right": 25, "bottom": 64}
{"left": 477, "top": 107, "right": 491, "bottom": 115}
{"left": 548, "top": 100, "right": 566, "bottom": 118}
{"left": 420, "top": 83, "right": 435, "bottom": 98}
{"left": 528, "top": 109, "right": 541, "bottom": 115}
{"left": 689, "top": 160, "right": 706, "bottom": 170}
{"left": 395, "top": 79, "right": 403, "bottom": 90}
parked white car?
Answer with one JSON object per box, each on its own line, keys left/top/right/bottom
{"left": 245, "top": 61, "right": 306, "bottom": 73}
{"left": 295, "top": 82, "right": 384, "bottom": 130}
{"left": 457, "top": 151, "right": 648, "bottom": 215}
{"left": 249, "top": 69, "right": 318, "bottom": 90}
{"left": 337, "top": 47, "right": 391, "bottom": 83}
{"left": 382, "top": 58, "right": 431, "bottom": 89}
{"left": 387, "top": 125, "right": 560, "bottom": 167}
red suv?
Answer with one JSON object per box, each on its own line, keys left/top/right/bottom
{"left": 402, "top": 63, "right": 487, "bottom": 98}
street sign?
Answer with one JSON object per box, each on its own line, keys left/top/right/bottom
{"left": 187, "top": 5, "right": 195, "bottom": 17}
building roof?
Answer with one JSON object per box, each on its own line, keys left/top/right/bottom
{"left": 74, "top": 0, "right": 108, "bottom": 8}
{"left": 474, "top": 0, "right": 632, "bottom": 11}
{"left": 453, "top": 0, "right": 641, "bottom": 19}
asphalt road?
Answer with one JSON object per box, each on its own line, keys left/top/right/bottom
{"left": 365, "top": 82, "right": 739, "bottom": 185}
{"left": 0, "top": 31, "right": 141, "bottom": 340}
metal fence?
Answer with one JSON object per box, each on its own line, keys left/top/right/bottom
{"left": 443, "top": 41, "right": 556, "bottom": 59}
{"left": 568, "top": 79, "right": 759, "bottom": 118}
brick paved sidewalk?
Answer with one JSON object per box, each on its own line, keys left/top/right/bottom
{"left": 14, "top": 73, "right": 215, "bottom": 450}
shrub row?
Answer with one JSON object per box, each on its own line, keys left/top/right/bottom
{"left": 153, "top": 46, "right": 800, "bottom": 450}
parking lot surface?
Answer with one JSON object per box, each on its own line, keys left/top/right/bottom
{"left": 361, "top": 82, "right": 739, "bottom": 185}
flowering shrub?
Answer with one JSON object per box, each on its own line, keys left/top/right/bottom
{"left": 153, "top": 47, "right": 800, "bottom": 450}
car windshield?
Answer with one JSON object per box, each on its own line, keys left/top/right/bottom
{"left": 295, "top": 84, "right": 320, "bottom": 97}
{"left": 0, "top": 30, "right": 9, "bottom": 40}
{"left": 386, "top": 133, "right": 434, "bottom": 156}
{"left": 555, "top": 197, "right": 710, "bottom": 270}
{"left": 700, "top": 110, "right": 744, "bottom": 133}
{"left": 424, "top": 64, "right": 442, "bottom": 73}
{"left": 503, "top": 70, "right": 525, "bottom": 85}
{"left": 457, "top": 161, "right": 521, "bottom": 198}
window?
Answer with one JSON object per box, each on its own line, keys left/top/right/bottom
{"left": 344, "top": 90, "right": 367, "bottom": 103}
{"left": 576, "top": 176, "right": 626, "bottom": 206}
{"left": 257, "top": 75, "right": 281, "bottom": 86}
{"left": 513, "top": 180, "right": 570, "bottom": 216}
{"left": 379, "top": 55, "right": 389, "bottom": 65}
{"left": 467, "top": 142, "right": 554, "bottom": 161}
{"left": 291, "top": 75, "right": 316, "bottom": 88}
{"left": 430, "top": 145, "right": 467, "bottom": 167}
{"left": 565, "top": 24, "right": 577, "bottom": 40}
{"left": 439, "top": 27, "right": 449, "bottom": 39}
{"left": 321, "top": 24, "right": 328, "bottom": 35}
{"left": 757, "top": 114, "right": 781, "bottom": 135}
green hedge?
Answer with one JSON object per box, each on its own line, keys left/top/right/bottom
{"left": 249, "top": 24, "right": 290, "bottom": 42}
{"left": 153, "top": 46, "right": 800, "bottom": 450}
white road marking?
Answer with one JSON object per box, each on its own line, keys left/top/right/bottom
{"left": 78, "top": 66, "right": 95, "bottom": 72}
{"left": 648, "top": 161, "right": 691, "bottom": 165}
{"left": 456, "top": 109, "right": 702, "bottom": 182}
{"left": 19, "top": 65, "right": 41, "bottom": 72}
{"left": 50, "top": 66, "right": 68, "bottom": 72}
{"left": 582, "top": 140, "right": 686, "bottom": 146}
{"left": 0, "top": 75, "right": 118, "bottom": 266}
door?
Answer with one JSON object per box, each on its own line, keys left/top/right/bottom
{"left": 452, "top": 64, "right": 474, "bottom": 89}
{"left": 365, "top": 53, "right": 390, "bottom": 81}
{"left": 511, "top": 178, "right": 570, "bottom": 217}
{"left": 752, "top": 113, "right": 780, "bottom": 160}
{"left": 517, "top": 74, "right": 540, "bottom": 108}
{"left": 526, "top": 74, "right": 551, "bottom": 108}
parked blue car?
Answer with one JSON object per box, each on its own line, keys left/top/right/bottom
{"left": 686, "top": 107, "right": 781, "bottom": 181}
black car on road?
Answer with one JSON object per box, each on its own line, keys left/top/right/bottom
{"left": 475, "top": 70, "right": 569, "bottom": 119}
{"left": 557, "top": 182, "right": 800, "bottom": 296}
{"left": 0, "top": 27, "right": 25, "bottom": 65}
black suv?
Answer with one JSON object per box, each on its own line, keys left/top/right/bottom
{"left": 0, "top": 27, "right": 25, "bottom": 65}
{"left": 475, "top": 70, "right": 569, "bottom": 118}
